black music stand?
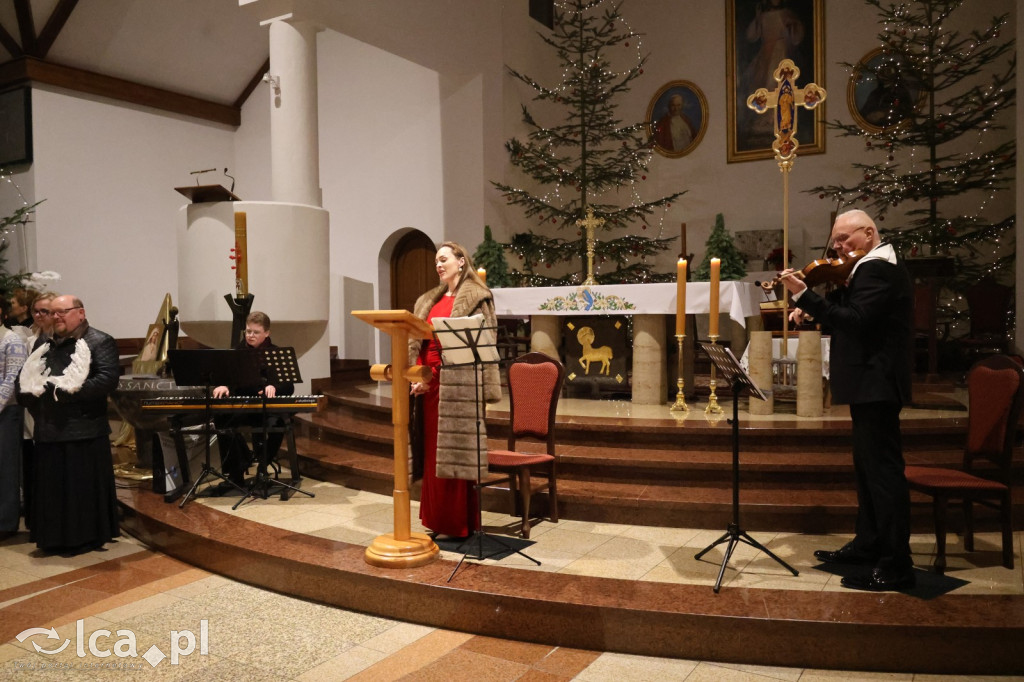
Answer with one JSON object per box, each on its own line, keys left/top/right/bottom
{"left": 167, "top": 349, "right": 262, "bottom": 507}
{"left": 232, "top": 346, "right": 315, "bottom": 510}
{"left": 694, "top": 342, "right": 799, "bottom": 592}
{"left": 432, "top": 316, "right": 540, "bottom": 582}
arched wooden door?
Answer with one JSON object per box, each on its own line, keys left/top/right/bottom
{"left": 391, "top": 231, "right": 436, "bottom": 312}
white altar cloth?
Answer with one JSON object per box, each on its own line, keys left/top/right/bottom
{"left": 491, "top": 282, "right": 762, "bottom": 327}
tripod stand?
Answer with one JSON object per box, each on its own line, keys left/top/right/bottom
{"left": 431, "top": 316, "right": 540, "bottom": 582}
{"left": 233, "top": 346, "right": 315, "bottom": 510}
{"left": 167, "top": 349, "right": 262, "bottom": 508}
{"left": 694, "top": 342, "right": 799, "bottom": 593}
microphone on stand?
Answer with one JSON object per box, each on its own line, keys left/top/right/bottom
{"left": 190, "top": 168, "right": 216, "bottom": 185}
{"left": 224, "top": 168, "right": 235, "bottom": 193}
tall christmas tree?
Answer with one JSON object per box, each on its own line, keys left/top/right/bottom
{"left": 493, "top": 0, "right": 684, "bottom": 286}
{"left": 808, "top": 0, "right": 1015, "bottom": 296}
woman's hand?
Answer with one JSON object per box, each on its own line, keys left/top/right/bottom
{"left": 410, "top": 381, "right": 429, "bottom": 396}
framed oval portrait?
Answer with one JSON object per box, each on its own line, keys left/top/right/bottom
{"left": 848, "top": 48, "right": 923, "bottom": 133}
{"left": 647, "top": 80, "right": 708, "bottom": 158}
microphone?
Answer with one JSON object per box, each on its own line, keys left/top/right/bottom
{"left": 224, "top": 168, "right": 235, "bottom": 193}
{"left": 190, "top": 168, "right": 216, "bottom": 185}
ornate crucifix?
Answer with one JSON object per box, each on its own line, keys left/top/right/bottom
{"left": 746, "top": 59, "right": 826, "bottom": 347}
{"left": 576, "top": 206, "right": 605, "bottom": 286}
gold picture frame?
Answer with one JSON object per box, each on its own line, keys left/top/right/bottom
{"left": 848, "top": 47, "right": 924, "bottom": 134}
{"left": 726, "top": 0, "right": 826, "bottom": 163}
{"left": 646, "top": 80, "right": 708, "bottom": 158}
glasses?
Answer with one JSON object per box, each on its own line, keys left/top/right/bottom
{"left": 32, "top": 309, "right": 51, "bottom": 316}
{"left": 831, "top": 225, "right": 868, "bottom": 247}
{"left": 243, "top": 329, "right": 266, "bottom": 336}
{"left": 52, "top": 306, "right": 83, "bottom": 317}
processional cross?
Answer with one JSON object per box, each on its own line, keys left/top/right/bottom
{"left": 746, "top": 59, "right": 826, "bottom": 347}
{"left": 576, "top": 206, "right": 605, "bottom": 286}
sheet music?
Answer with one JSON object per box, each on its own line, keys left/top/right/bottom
{"left": 431, "top": 314, "right": 501, "bottom": 366}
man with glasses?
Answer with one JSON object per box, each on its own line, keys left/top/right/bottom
{"left": 780, "top": 209, "right": 915, "bottom": 592}
{"left": 211, "top": 311, "right": 294, "bottom": 490}
{"left": 17, "top": 295, "right": 120, "bottom": 555}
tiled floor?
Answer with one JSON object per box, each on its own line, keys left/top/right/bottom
{"left": 2, "top": 469, "right": 1022, "bottom": 680}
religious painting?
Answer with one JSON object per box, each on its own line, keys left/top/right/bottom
{"left": 848, "top": 48, "right": 923, "bottom": 134}
{"left": 562, "top": 317, "right": 630, "bottom": 398}
{"left": 726, "top": 0, "right": 825, "bottom": 163}
{"left": 0, "top": 87, "right": 32, "bottom": 167}
{"left": 647, "top": 80, "right": 708, "bottom": 158}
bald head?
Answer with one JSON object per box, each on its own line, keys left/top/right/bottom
{"left": 831, "top": 209, "right": 880, "bottom": 255}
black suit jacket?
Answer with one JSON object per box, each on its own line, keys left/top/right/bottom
{"left": 794, "top": 255, "right": 913, "bottom": 406}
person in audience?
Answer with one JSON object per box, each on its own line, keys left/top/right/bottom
{"left": 782, "top": 209, "right": 914, "bottom": 591}
{"left": 0, "top": 301, "right": 27, "bottom": 539}
{"left": 17, "top": 295, "right": 120, "bottom": 555}
{"left": 21, "top": 291, "right": 58, "bottom": 529}
{"left": 213, "top": 311, "right": 294, "bottom": 489}
{"left": 5, "top": 288, "right": 37, "bottom": 331}
{"left": 408, "top": 242, "right": 501, "bottom": 538}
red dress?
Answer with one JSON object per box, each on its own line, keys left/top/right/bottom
{"left": 417, "top": 295, "right": 478, "bottom": 537}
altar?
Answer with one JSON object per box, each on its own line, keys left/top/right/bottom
{"left": 491, "top": 282, "right": 763, "bottom": 404}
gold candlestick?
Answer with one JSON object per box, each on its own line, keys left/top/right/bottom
{"left": 705, "top": 334, "right": 722, "bottom": 414}
{"left": 670, "top": 334, "right": 688, "bottom": 412}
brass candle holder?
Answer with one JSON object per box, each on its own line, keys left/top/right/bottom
{"left": 669, "top": 334, "right": 688, "bottom": 412}
{"left": 705, "top": 334, "right": 722, "bottom": 414}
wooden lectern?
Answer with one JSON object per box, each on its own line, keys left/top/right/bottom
{"left": 174, "top": 185, "right": 240, "bottom": 203}
{"left": 351, "top": 310, "right": 440, "bottom": 568}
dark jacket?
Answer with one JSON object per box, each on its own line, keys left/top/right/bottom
{"left": 17, "top": 324, "right": 120, "bottom": 442}
{"left": 794, "top": 254, "right": 913, "bottom": 406}
{"left": 230, "top": 337, "right": 295, "bottom": 397}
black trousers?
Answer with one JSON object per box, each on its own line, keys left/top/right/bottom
{"left": 849, "top": 401, "right": 912, "bottom": 570}
{"left": 216, "top": 415, "right": 285, "bottom": 484}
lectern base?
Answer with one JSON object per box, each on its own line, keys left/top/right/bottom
{"left": 364, "top": 532, "right": 439, "bottom": 568}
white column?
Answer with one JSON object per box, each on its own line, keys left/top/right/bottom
{"left": 632, "top": 315, "right": 666, "bottom": 405}
{"left": 268, "top": 19, "right": 322, "bottom": 207}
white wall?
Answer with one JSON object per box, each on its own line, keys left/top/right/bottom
{"left": 25, "top": 86, "right": 237, "bottom": 338}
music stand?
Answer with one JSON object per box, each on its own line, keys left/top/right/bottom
{"left": 167, "top": 349, "right": 262, "bottom": 507}
{"left": 432, "top": 315, "right": 540, "bottom": 581}
{"left": 694, "top": 342, "right": 799, "bottom": 592}
{"left": 232, "top": 346, "right": 315, "bottom": 510}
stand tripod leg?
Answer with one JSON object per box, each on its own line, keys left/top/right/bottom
{"left": 694, "top": 529, "right": 733, "bottom": 561}
{"left": 737, "top": 530, "right": 799, "bottom": 576}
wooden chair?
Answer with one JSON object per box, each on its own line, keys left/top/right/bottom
{"left": 485, "top": 352, "right": 564, "bottom": 538}
{"left": 905, "top": 354, "right": 1024, "bottom": 573}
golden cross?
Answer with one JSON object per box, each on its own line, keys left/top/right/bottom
{"left": 746, "top": 59, "right": 827, "bottom": 165}
{"left": 576, "top": 206, "right": 605, "bottom": 286}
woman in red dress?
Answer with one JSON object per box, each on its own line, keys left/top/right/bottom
{"left": 409, "top": 242, "right": 500, "bottom": 538}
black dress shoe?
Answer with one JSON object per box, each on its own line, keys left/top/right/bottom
{"left": 813, "top": 544, "right": 877, "bottom": 565}
{"left": 840, "top": 567, "right": 916, "bottom": 592}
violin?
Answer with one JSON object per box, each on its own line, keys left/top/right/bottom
{"left": 759, "top": 250, "right": 867, "bottom": 291}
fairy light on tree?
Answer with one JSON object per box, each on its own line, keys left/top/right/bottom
{"left": 493, "top": 0, "right": 684, "bottom": 286}
{"left": 807, "top": 0, "right": 1015, "bottom": 326}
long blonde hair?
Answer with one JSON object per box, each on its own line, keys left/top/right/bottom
{"left": 439, "top": 241, "right": 488, "bottom": 292}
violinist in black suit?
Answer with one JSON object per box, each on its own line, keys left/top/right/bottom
{"left": 213, "top": 311, "right": 294, "bottom": 488}
{"left": 781, "top": 209, "right": 915, "bottom": 591}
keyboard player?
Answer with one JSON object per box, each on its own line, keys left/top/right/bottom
{"left": 212, "top": 312, "right": 293, "bottom": 488}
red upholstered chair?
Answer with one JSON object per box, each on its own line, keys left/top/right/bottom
{"left": 905, "top": 354, "right": 1024, "bottom": 573}
{"left": 486, "top": 352, "right": 564, "bottom": 538}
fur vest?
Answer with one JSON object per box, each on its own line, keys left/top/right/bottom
{"left": 411, "top": 278, "right": 501, "bottom": 480}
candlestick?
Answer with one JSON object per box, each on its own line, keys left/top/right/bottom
{"left": 477, "top": 267, "right": 486, "bottom": 287}
{"left": 709, "top": 258, "right": 720, "bottom": 337}
{"left": 705, "top": 334, "right": 722, "bottom": 414}
{"left": 669, "top": 333, "right": 689, "bottom": 412}
{"left": 675, "top": 258, "right": 686, "bottom": 336}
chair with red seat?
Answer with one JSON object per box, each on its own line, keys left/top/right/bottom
{"left": 905, "top": 354, "right": 1024, "bottom": 573}
{"left": 485, "top": 352, "right": 564, "bottom": 538}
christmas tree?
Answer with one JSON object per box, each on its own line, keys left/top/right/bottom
{"left": 473, "top": 226, "right": 513, "bottom": 288}
{"left": 807, "top": 0, "right": 1015, "bottom": 299}
{"left": 0, "top": 200, "right": 42, "bottom": 296}
{"left": 693, "top": 214, "right": 747, "bottom": 281}
{"left": 493, "top": 0, "right": 684, "bottom": 286}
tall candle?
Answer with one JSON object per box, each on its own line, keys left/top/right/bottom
{"left": 676, "top": 258, "right": 687, "bottom": 335}
{"left": 709, "top": 258, "right": 720, "bottom": 337}
{"left": 477, "top": 267, "right": 486, "bottom": 286}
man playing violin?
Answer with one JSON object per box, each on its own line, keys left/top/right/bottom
{"left": 780, "top": 209, "right": 915, "bottom": 592}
